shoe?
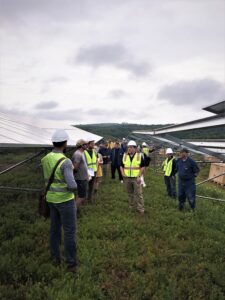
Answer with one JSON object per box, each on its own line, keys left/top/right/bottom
{"left": 120, "top": 180, "right": 123, "bottom": 183}
{"left": 143, "top": 183, "right": 146, "bottom": 188}
{"left": 67, "top": 264, "right": 77, "bottom": 273}
{"left": 52, "top": 257, "right": 61, "bottom": 266}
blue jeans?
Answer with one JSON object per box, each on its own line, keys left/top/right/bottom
{"left": 178, "top": 179, "right": 196, "bottom": 209}
{"left": 48, "top": 199, "right": 77, "bottom": 267}
{"left": 164, "top": 175, "right": 176, "bottom": 198}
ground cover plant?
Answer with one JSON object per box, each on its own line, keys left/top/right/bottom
{"left": 0, "top": 151, "right": 225, "bottom": 299}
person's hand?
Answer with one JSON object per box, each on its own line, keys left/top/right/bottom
{"left": 137, "top": 177, "right": 141, "bottom": 184}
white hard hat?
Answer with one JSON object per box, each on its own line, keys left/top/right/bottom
{"left": 142, "top": 142, "right": 147, "bottom": 146}
{"left": 51, "top": 129, "right": 69, "bottom": 142}
{"left": 127, "top": 140, "right": 137, "bottom": 147}
{"left": 166, "top": 148, "right": 173, "bottom": 154}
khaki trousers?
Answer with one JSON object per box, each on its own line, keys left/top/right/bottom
{"left": 123, "top": 177, "right": 144, "bottom": 213}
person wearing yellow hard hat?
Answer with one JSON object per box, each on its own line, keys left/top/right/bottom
{"left": 120, "top": 140, "right": 145, "bottom": 214}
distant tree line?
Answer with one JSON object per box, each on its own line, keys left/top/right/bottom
{"left": 75, "top": 123, "right": 225, "bottom": 140}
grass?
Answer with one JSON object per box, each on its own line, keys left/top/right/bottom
{"left": 0, "top": 152, "right": 225, "bottom": 299}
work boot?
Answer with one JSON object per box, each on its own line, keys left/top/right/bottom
{"left": 67, "top": 264, "right": 77, "bottom": 273}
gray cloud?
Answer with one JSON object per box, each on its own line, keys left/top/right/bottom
{"left": 35, "top": 101, "right": 59, "bottom": 110}
{"left": 118, "top": 61, "right": 150, "bottom": 77}
{"left": 75, "top": 43, "right": 151, "bottom": 77}
{"left": 0, "top": 103, "right": 153, "bottom": 123}
{"left": 35, "top": 108, "right": 85, "bottom": 121}
{"left": 36, "top": 107, "right": 149, "bottom": 122}
{"left": 0, "top": 106, "right": 27, "bottom": 116}
{"left": 0, "top": 0, "right": 87, "bottom": 26}
{"left": 108, "top": 89, "right": 128, "bottom": 99}
{"left": 158, "top": 78, "right": 225, "bottom": 107}
{"left": 76, "top": 44, "right": 126, "bottom": 66}
{"left": 0, "top": 0, "right": 135, "bottom": 27}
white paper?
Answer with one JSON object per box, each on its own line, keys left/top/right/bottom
{"left": 88, "top": 168, "right": 95, "bottom": 177}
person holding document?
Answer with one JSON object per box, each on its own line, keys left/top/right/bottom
{"left": 84, "top": 140, "right": 97, "bottom": 203}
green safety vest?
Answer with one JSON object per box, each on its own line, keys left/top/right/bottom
{"left": 163, "top": 157, "right": 175, "bottom": 177}
{"left": 84, "top": 150, "right": 97, "bottom": 172}
{"left": 122, "top": 152, "right": 141, "bottom": 177}
{"left": 41, "top": 152, "right": 74, "bottom": 203}
{"left": 143, "top": 147, "right": 150, "bottom": 156}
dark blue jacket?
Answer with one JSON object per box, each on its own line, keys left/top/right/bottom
{"left": 98, "top": 147, "right": 111, "bottom": 164}
{"left": 110, "top": 147, "right": 124, "bottom": 166}
{"left": 176, "top": 157, "right": 200, "bottom": 181}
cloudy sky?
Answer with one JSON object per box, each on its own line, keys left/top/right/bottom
{"left": 0, "top": 0, "right": 224, "bottom": 125}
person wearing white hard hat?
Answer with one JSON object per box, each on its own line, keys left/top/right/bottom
{"left": 84, "top": 140, "right": 97, "bottom": 203}
{"left": 41, "top": 129, "right": 77, "bottom": 272}
{"left": 176, "top": 148, "right": 200, "bottom": 211}
{"left": 120, "top": 140, "right": 145, "bottom": 214}
{"left": 162, "top": 148, "right": 177, "bottom": 199}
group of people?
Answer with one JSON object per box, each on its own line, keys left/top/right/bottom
{"left": 41, "top": 129, "right": 200, "bottom": 272}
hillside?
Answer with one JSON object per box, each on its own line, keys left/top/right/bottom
{"left": 75, "top": 123, "right": 225, "bottom": 140}
{"left": 75, "top": 123, "right": 169, "bottom": 140}
{"left": 0, "top": 150, "right": 225, "bottom": 299}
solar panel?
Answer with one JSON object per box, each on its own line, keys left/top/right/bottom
{"left": 0, "top": 112, "right": 102, "bottom": 147}
{"left": 203, "top": 100, "right": 225, "bottom": 114}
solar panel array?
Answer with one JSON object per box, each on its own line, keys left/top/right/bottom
{"left": 0, "top": 112, "right": 102, "bottom": 147}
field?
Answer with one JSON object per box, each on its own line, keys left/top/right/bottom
{"left": 0, "top": 150, "right": 225, "bottom": 300}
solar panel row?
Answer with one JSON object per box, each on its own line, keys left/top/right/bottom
{"left": 0, "top": 112, "right": 102, "bottom": 147}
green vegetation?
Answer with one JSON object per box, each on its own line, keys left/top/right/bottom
{"left": 75, "top": 123, "right": 225, "bottom": 140}
{"left": 0, "top": 151, "right": 225, "bottom": 299}
{"left": 75, "top": 123, "right": 168, "bottom": 140}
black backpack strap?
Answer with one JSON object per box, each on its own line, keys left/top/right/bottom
{"left": 44, "top": 157, "right": 66, "bottom": 195}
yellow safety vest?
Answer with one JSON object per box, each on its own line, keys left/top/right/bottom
{"left": 122, "top": 152, "right": 141, "bottom": 177}
{"left": 41, "top": 152, "right": 74, "bottom": 203}
{"left": 163, "top": 157, "right": 174, "bottom": 176}
{"left": 84, "top": 150, "right": 97, "bottom": 172}
{"left": 143, "top": 147, "right": 150, "bottom": 156}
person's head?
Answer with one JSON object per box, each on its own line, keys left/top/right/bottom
{"left": 76, "top": 139, "right": 88, "bottom": 151}
{"left": 100, "top": 141, "right": 106, "bottom": 148}
{"left": 166, "top": 148, "right": 173, "bottom": 157}
{"left": 51, "top": 129, "right": 69, "bottom": 152}
{"left": 127, "top": 140, "right": 137, "bottom": 155}
{"left": 87, "top": 140, "right": 95, "bottom": 149}
{"left": 136, "top": 145, "right": 141, "bottom": 153}
{"left": 114, "top": 141, "right": 120, "bottom": 149}
{"left": 179, "top": 148, "right": 189, "bottom": 159}
{"left": 142, "top": 142, "right": 147, "bottom": 148}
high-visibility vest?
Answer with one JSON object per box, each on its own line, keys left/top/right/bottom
{"left": 84, "top": 150, "right": 97, "bottom": 172}
{"left": 143, "top": 147, "right": 150, "bottom": 156}
{"left": 41, "top": 152, "right": 74, "bottom": 203}
{"left": 163, "top": 157, "right": 175, "bottom": 176}
{"left": 122, "top": 152, "right": 141, "bottom": 177}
